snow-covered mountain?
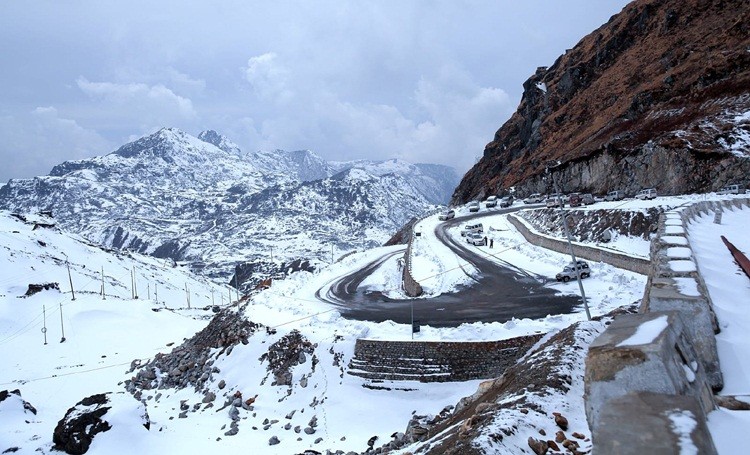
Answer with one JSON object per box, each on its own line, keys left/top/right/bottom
{"left": 0, "top": 128, "right": 454, "bottom": 288}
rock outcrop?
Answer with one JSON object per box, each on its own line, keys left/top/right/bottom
{"left": 52, "top": 392, "right": 150, "bottom": 455}
{"left": 453, "top": 0, "right": 750, "bottom": 203}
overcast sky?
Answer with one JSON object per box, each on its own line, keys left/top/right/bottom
{"left": 0, "top": 1, "right": 630, "bottom": 182}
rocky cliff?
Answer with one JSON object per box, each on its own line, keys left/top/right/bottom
{"left": 453, "top": 0, "right": 750, "bottom": 203}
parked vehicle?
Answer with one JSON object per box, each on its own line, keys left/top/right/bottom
{"left": 523, "top": 193, "right": 545, "bottom": 204}
{"left": 499, "top": 196, "right": 514, "bottom": 208}
{"left": 605, "top": 190, "right": 625, "bottom": 201}
{"left": 568, "top": 192, "right": 582, "bottom": 207}
{"left": 581, "top": 193, "right": 595, "bottom": 205}
{"left": 635, "top": 188, "right": 658, "bottom": 200}
{"left": 546, "top": 193, "right": 565, "bottom": 208}
{"left": 485, "top": 195, "right": 498, "bottom": 208}
{"left": 556, "top": 260, "right": 591, "bottom": 282}
{"left": 466, "top": 232, "right": 486, "bottom": 246}
{"left": 718, "top": 184, "right": 746, "bottom": 195}
{"left": 438, "top": 209, "right": 455, "bottom": 221}
{"left": 468, "top": 201, "right": 480, "bottom": 212}
{"left": 460, "top": 223, "right": 484, "bottom": 237}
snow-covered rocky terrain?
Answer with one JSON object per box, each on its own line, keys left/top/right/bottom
{"left": 0, "top": 128, "right": 459, "bottom": 288}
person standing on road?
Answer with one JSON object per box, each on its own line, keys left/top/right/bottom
{"left": 483, "top": 236, "right": 488, "bottom": 246}
{"left": 490, "top": 238, "right": 494, "bottom": 248}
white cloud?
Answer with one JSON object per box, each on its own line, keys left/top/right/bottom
{"left": 0, "top": 107, "right": 112, "bottom": 181}
{"left": 76, "top": 78, "right": 197, "bottom": 119}
{"left": 243, "top": 53, "right": 293, "bottom": 103}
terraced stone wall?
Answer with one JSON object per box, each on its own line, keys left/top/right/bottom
{"left": 348, "top": 334, "right": 544, "bottom": 383}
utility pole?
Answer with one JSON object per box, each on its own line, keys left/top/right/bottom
{"left": 155, "top": 283, "right": 158, "bottom": 304}
{"left": 42, "top": 305, "right": 48, "bottom": 345}
{"left": 59, "top": 303, "right": 66, "bottom": 343}
{"left": 227, "top": 287, "right": 231, "bottom": 305}
{"left": 67, "top": 262, "right": 75, "bottom": 301}
{"left": 211, "top": 288, "right": 215, "bottom": 306}
{"left": 548, "top": 162, "right": 591, "bottom": 321}
{"left": 101, "top": 267, "right": 106, "bottom": 300}
{"left": 132, "top": 266, "right": 138, "bottom": 299}
{"left": 147, "top": 283, "right": 150, "bottom": 300}
{"left": 185, "top": 283, "right": 191, "bottom": 309}
{"left": 331, "top": 244, "right": 334, "bottom": 264}
{"left": 270, "top": 246, "right": 273, "bottom": 263}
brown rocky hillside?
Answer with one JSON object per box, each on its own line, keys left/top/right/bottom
{"left": 453, "top": 0, "right": 750, "bottom": 203}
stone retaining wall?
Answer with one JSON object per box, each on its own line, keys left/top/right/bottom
{"left": 507, "top": 214, "right": 651, "bottom": 274}
{"left": 348, "top": 334, "right": 544, "bottom": 383}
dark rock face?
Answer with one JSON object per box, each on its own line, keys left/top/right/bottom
{"left": 24, "top": 282, "right": 60, "bottom": 297}
{"left": 52, "top": 394, "right": 112, "bottom": 455}
{"left": 453, "top": 0, "right": 750, "bottom": 203}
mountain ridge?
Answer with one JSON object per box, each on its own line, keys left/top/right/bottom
{"left": 0, "top": 128, "right": 455, "bottom": 288}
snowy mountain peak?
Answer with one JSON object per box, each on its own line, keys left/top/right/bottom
{"left": 248, "top": 148, "right": 333, "bottom": 182}
{"left": 198, "top": 130, "right": 243, "bottom": 155}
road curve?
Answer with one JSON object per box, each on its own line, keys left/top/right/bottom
{"left": 318, "top": 205, "right": 581, "bottom": 327}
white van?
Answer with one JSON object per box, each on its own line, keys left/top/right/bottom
{"left": 635, "top": 188, "right": 657, "bottom": 200}
{"left": 460, "top": 223, "right": 484, "bottom": 237}
{"left": 718, "top": 184, "right": 746, "bottom": 195}
{"left": 605, "top": 190, "right": 625, "bottom": 201}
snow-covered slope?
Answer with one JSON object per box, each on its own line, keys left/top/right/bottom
{"left": 0, "top": 128, "right": 449, "bottom": 288}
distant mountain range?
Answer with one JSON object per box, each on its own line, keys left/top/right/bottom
{"left": 0, "top": 128, "right": 459, "bottom": 287}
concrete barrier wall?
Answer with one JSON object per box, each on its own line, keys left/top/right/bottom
{"left": 348, "top": 334, "right": 544, "bottom": 382}
{"left": 402, "top": 238, "right": 423, "bottom": 297}
{"left": 507, "top": 214, "right": 651, "bottom": 275}
{"left": 585, "top": 197, "right": 750, "bottom": 453}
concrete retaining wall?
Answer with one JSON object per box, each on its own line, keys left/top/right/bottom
{"left": 585, "top": 197, "right": 750, "bottom": 453}
{"left": 348, "top": 334, "right": 544, "bottom": 382}
{"left": 507, "top": 214, "right": 651, "bottom": 275}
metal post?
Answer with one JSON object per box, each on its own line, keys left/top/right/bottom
{"left": 550, "top": 168, "right": 591, "bottom": 321}
{"left": 211, "top": 288, "right": 215, "bottom": 306}
{"left": 227, "top": 287, "right": 231, "bottom": 305}
{"left": 270, "top": 246, "right": 273, "bottom": 263}
{"left": 67, "top": 262, "right": 75, "bottom": 301}
{"left": 155, "top": 283, "right": 158, "bottom": 303}
{"left": 101, "top": 267, "right": 106, "bottom": 300}
{"left": 147, "top": 283, "right": 150, "bottom": 300}
{"left": 59, "top": 303, "right": 66, "bottom": 343}
{"left": 331, "top": 244, "right": 334, "bottom": 264}
{"left": 42, "top": 305, "right": 48, "bottom": 345}
{"left": 410, "top": 301, "right": 414, "bottom": 340}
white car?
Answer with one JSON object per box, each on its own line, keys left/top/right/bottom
{"left": 635, "top": 188, "right": 657, "bottom": 200}
{"left": 485, "top": 195, "right": 498, "bottom": 208}
{"left": 438, "top": 210, "right": 455, "bottom": 221}
{"left": 546, "top": 193, "right": 565, "bottom": 208}
{"left": 468, "top": 201, "right": 480, "bottom": 212}
{"left": 466, "top": 232, "right": 486, "bottom": 246}
{"left": 524, "top": 193, "right": 544, "bottom": 204}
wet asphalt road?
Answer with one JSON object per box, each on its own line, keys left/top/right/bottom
{"left": 317, "top": 205, "right": 581, "bottom": 328}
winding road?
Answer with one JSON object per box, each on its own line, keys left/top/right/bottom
{"left": 317, "top": 206, "right": 581, "bottom": 327}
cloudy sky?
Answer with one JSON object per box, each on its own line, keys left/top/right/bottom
{"left": 0, "top": 1, "right": 630, "bottom": 182}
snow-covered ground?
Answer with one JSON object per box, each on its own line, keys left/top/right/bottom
{"left": 687, "top": 205, "right": 750, "bottom": 453}
{"left": 2, "top": 193, "right": 748, "bottom": 454}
